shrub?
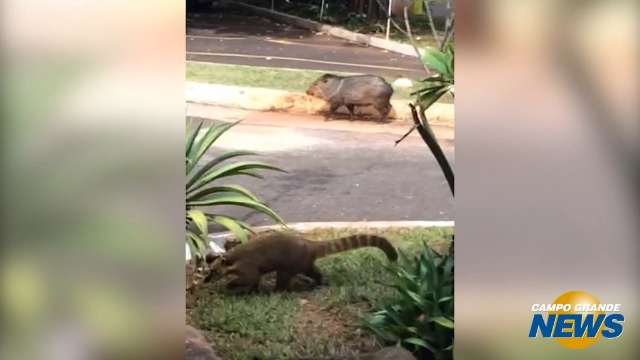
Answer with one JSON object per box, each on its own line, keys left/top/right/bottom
{"left": 363, "top": 243, "right": 454, "bottom": 360}
{"left": 185, "top": 120, "right": 285, "bottom": 258}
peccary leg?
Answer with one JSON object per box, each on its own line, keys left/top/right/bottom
{"left": 325, "top": 103, "right": 340, "bottom": 121}
{"left": 376, "top": 103, "right": 392, "bottom": 123}
{"left": 346, "top": 104, "right": 356, "bottom": 121}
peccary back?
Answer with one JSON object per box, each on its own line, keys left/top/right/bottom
{"left": 306, "top": 74, "right": 394, "bottom": 121}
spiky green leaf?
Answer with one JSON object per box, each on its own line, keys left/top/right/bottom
{"left": 187, "top": 209, "right": 208, "bottom": 238}
{"left": 187, "top": 121, "right": 238, "bottom": 174}
{"left": 187, "top": 184, "right": 260, "bottom": 204}
{"left": 403, "top": 337, "right": 435, "bottom": 352}
{"left": 185, "top": 120, "right": 204, "bottom": 161}
{"left": 209, "top": 215, "right": 249, "bottom": 243}
{"left": 189, "top": 194, "right": 285, "bottom": 225}
{"left": 188, "top": 161, "right": 285, "bottom": 194}
{"left": 431, "top": 316, "right": 454, "bottom": 329}
{"left": 187, "top": 150, "right": 258, "bottom": 189}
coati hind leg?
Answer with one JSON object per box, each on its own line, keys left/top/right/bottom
{"left": 305, "top": 265, "right": 326, "bottom": 287}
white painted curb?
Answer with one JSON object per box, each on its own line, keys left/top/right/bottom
{"left": 225, "top": 0, "right": 418, "bottom": 57}
{"left": 185, "top": 220, "right": 454, "bottom": 260}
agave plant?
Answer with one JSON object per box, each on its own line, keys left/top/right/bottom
{"left": 413, "top": 42, "right": 454, "bottom": 110}
{"left": 396, "top": 41, "right": 455, "bottom": 195}
{"left": 363, "top": 243, "right": 454, "bottom": 360}
{"left": 185, "top": 120, "right": 285, "bottom": 258}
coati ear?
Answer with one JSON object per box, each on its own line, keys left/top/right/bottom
{"left": 224, "top": 239, "right": 241, "bottom": 251}
{"left": 204, "top": 251, "right": 217, "bottom": 264}
{"left": 210, "top": 254, "right": 230, "bottom": 267}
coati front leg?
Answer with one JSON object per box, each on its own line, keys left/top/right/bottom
{"left": 225, "top": 267, "right": 260, "bottom": 294}
{"left": 226, "top": 276, "right": 259, "bottom": 294}
{"left": 275, "top": 271, "right": 294, "bottom": 291}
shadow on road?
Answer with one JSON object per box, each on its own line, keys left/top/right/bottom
{"left": 187, "top": 3, "right": 312, "bottom": 39}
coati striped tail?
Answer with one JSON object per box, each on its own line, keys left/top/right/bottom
{"left": 313, "top": 234, "right": 398, "bottom": 261}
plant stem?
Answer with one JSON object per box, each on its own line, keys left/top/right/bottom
{"left": 394, "top": 124, "right": 417, "bottom": 146}
{"left": 423, "top": 0, "right": 442, "bottom": 45}
{"left": 410, "top": 104, "right": 455, "bottom": 195}
{"left": 374, "top": 0, "right": 409, "bottom": 36}
{"left": 403, "top": 6, "right": 430, "bottom": 75}
{"left": 440, "top": 16, "right": 454, "bottom": 50}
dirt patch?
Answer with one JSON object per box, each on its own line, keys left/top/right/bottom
{"left": 294, "top": 298, "right": 380, "bottom": 356}
{"left": 186, "top": 82, "right": 455, "bottom": 125}
{"left": 275, "top": 93, "right": 400, "bottom": 120}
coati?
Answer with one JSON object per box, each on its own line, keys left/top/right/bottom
{"left": 205, "top": 231, "right": 397, "bottom": 291}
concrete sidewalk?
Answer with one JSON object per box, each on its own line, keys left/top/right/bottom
{"left": 186, "top": 81, "right": 455, "bottom": 126}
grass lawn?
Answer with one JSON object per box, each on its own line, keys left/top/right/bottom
{"left": 186, "top": 62, "right": 428, "bottom": 100}
{"left": 187, "top": 227, "right": 453, "bottom": 360}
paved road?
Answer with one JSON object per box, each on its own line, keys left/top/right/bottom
{"left": 190, "top": 113, "right": 454, "bottom": 227}
{"left": 187, "top": 5, "right": 426, "bottom": 79}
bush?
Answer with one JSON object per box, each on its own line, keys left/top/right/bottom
{"left": 363, "top": 243, "right": 454, "bottom": 360}
{"left": 185, "top": 120, "right": 285, "bottom": 258}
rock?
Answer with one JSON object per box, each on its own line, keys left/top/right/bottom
{"left": 393, "top": 78, "right": 414, "bottom": 89}
{"left": 185, "top": 325, "right": 221, "bottom": 360}
{"left": 359, "top": 346, "right": 417, "bottom": 360}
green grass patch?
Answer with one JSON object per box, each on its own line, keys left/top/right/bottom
{"left": 187, "top": 227, "right": 453, "bottom": 360}
{"left": 186, "top": 62, "right": 428, "bottom": 100}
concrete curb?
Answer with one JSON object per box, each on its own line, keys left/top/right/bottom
{"left": 186, "top": 221, "right": 454, "bottom": 259}
{"left": 226, "top": 0, "right": 418, "bottom": 57}
{"left": 210, "top": 221, "right": 454, "bottom": 240}
{"left": 186, "top": 81, "right": 454, "bottom": 126}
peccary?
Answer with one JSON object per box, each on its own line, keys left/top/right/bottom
{"left": 306, "top": 74, "right": 394, "bottom": 122}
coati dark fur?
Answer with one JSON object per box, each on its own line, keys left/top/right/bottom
{"left": 205, "top": 231, "right": 397, "bottom": 291}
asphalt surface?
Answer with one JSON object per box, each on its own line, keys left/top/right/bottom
{"left": 186, "top": 5, "right": 426, "bottom": 79}
{"left": 190, "top": 115, "right": 454, "bottom": 227}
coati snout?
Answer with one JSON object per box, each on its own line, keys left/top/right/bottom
{"left": 204, "top": 231, "right": 397, "bottom": 292}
